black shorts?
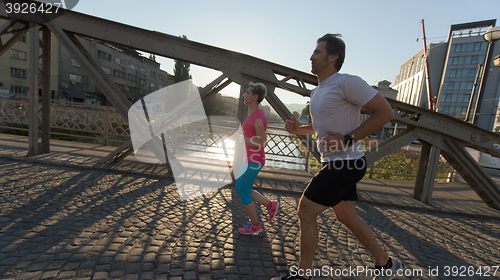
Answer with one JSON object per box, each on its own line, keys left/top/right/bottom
{"left": 303, "top": 156, "right": 367, "bottom": 207}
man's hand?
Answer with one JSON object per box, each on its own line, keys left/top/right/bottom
{"left": 320, "top": 131, "right": 347, "bottom": 152}
{"left": 285, "top": 116, "right": 300, "bottom": 134}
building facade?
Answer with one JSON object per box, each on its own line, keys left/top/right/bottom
{"left": 393, "top": 19, "right": 500, "bottom": 131}
{"left": 58, "top": 37, "right": 174, "bottom": 105}
{"left": 0, "top": 19, "right": 59, "bottom": 99}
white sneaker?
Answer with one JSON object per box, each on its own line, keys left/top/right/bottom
{"left": 372, "top": 257, "right": 404, "bottom": 280}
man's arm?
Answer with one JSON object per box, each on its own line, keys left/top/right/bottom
{"left": 348, "top": 92, "right": 394, "bottom": 141}
{"left": 321, "top": 93, "right": 394, "bottom": 151}
{"left": 285, "top": 116, "right": 315, "bottom": 135}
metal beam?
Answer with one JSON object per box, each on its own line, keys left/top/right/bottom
{"left": 440, "top": 138, "right": 500, "bottom": 210}
{"left": 263, "top": 86, "right": 320, "bottom": 161}
{"left": 0, "top": 23, "right": 28, "bottom": 56}
{"left": 413, "top": 143, "right": 441, "bottom": 204}
{"left": 44, "top": 19, "right": 131, "bottom": 118}
{"left": 0, "top": 18, "right": 16, "bottom": 34}
{"left": 365, "top": 127, "right": 417, "bottom": 164}
{"left": 27, "top": 21, "right": 39, "bottom": 155}
{"left": 414, "top": 128, "right": 500, "bottom": 209}
{"left": 98, "top": 76, "right": 233, "bottom": 165}
{"left": 389, "top": 98, "right": 500, "bottom": 158}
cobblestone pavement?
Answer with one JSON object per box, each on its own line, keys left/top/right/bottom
{"left": 1, "top": 158, "right": 500, "bottom": 280}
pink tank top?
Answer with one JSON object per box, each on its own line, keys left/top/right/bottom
{"left": 242, "top": 109, "right": 267, "bottom": 165}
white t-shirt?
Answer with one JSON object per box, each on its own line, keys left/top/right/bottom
{"left": 310, "top": 73, "right": 378, "bottom": 162}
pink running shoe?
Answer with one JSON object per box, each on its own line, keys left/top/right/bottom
{"left": 238, "top": 222, "right": 263, "bottom": 235}
{"left": 267, "top": 201, "right": 280, "bottom": 222}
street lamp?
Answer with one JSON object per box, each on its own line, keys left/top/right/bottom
{"left": 483, "top": 26, "right": 500, "bottom": 43}
{"left": 483, "top": 26, "right": 500, "bottom": 68}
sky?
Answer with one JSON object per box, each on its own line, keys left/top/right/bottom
{"left": 71, "top": 0, "right": 500, "bottom": 108}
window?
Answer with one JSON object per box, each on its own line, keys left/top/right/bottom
{"left": 11, "top": 86, "right": 28, "bottom": 95}
{"left": 454, "top": 44, "right": 461, "bottom": 53}
{"left": 471, "top": 55, "right": 478, "bottom": 65}
{"left": 113, "top": 70, "right": 126, "bottom": 79}
{"left": 150, "top": 71, "right": 156, "bottom": 78}
{"left": 114, "top": 57, "right": 127, "bottom": 67}
{"left": 69, "top": 74, "right": 82, "bottom": 83}
{"left": 450, "top": 69, "right": 457, "bottom": 78}
{"left": 459, "top": 82, "right": 466, "bottom": 90}
{"left": 445, "top": 94, "right": 452, "bottom": 102}
{"left": 139, "top": 68, "right": 146, "bottom": 75}
{"left": 447, "top": 82, "right": 454, "bottom": 90}
{"left": 139, "top": 78, "right": 145, "bottom": 85}
{"left": 97, "top": 50, "right": 111, "bottom": 61}
{"left": 456, "top": 69, "right": 462, "bottom": 78}
{"left": 469, "top": 68, "right": 477, "bottom": 77}
{"left": 481, "top": 42, "right": 487, "bottom": 51}
{"left": 464, "top": 94, "right": 471, "bottom": 102}
{"left": 11, "top": 49, "right": 26, "bottom": 60}
{"left": 101, "top": 66, "right": 111, "bottom": 75}
{"left": 443, "top": 106, "right": 450, "bottom": 113}
{"left": 474, "top": 42, "right": 481, "bottom": 51}
{"left": 453, "top": 82, "right": 460, "bottom": 91}
{"left": 70, "top": 58, "right": 80, "bottom": 67}
{"left": 11, "top": 67, "right": 26, "bottom": 78}
{"left": 128, "top": 74, "right": 137, "bottom": 82}
{"left": 150, "top": 81, "right": 155, "bottom": 88}
{"left": 19, "top": 36, "right": 26, "bottom": 43}
{"left": 466, "top": 82, "right": 473, "bottom": 90}
{"left": 159, "top": 74, "right": 164, "bottom": 81}
{"left": 450, "top": 57, "right": 459, "bottom": 65}
{"left": 158, "top": 84, "right": 163, "bottom": 90}
{"left": 128, "top": 62, "right": 138, "bottom": 70}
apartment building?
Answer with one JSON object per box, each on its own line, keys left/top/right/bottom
{"left": 58, "top": 37, "right": 174, "bottom": 105}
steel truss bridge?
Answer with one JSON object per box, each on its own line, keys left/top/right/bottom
{"left": 1, "top": 0, "right": 500, "bottom": 210}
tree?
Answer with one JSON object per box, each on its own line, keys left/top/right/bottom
{"left": 301, "top": 101, "right": 311, "bottom": 123}
{"left": 203, "top": 92, "right": 227, "bottom": 116}
{"left": 292, "top": 111, "right": 300, "bottom": 120}
{"left": 149, "top": 54, "right": 156, "bottom": 61}
{"left": 173, "top": 35, "right": 192, "bottom": 83}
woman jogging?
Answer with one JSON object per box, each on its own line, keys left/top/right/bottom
{"left": 236, "top": 82, "right": 279, "bottom": 235}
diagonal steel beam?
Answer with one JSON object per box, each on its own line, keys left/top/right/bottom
{"left": 98, "top": 76, "right": 233, "bottom": 165}
{"left": 44, "top": 19, "right": 131, "bottom": 118}
{"left": 440, "top": 138, "right": 500, "bottom": 210}
{"left": 0, "top": 18, "right": 16, "bottom": 34}
{"left": 263, "top": 85, "right": 320, "bottom": 162}
{"left": 0, "top": 22, "right": 28, "bottom": 57}
{"left": 414, "top": 128, "right": 500, "bottom": 210}
{"left": 365, "top": 127, "right": 417, "bottom": 164}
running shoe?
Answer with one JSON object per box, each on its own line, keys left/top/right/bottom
{"left": 372, "top": 257, "right": 404, "bottom": 280}
{"left": 271, "top": 273, "right": 313, "bottom": 280}
{"left": 238, "top": 222, "right": 263, "bottom": 235}
{"left": 267, "top": 201, "right": 280, "bottom": 222}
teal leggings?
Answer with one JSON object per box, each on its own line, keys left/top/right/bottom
{"left": 235, "top": 162, "right": 263, "bottom": 205}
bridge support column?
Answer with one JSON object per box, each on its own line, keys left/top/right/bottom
{"left": 413, "top": 142, "right": 441, "bottom": 204}
{"left": 27, "top": 22, "right": 39, "bottom": 156}
{"left": 41, "top": 26, "right": 51, "bottom": 154}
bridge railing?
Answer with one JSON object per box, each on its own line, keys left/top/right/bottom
{"left": 1, "top": 94, "right": 455, "bottom": 180}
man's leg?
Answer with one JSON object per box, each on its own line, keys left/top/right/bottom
{"left": 332, "top": 200, "right": 389, "bottom": 266}
{"left": 297, "top": 196, "right": 329, "bottom": 272}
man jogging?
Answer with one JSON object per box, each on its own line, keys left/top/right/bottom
{"left": 273, "top": 33, "right": 402, "bottom": 280}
